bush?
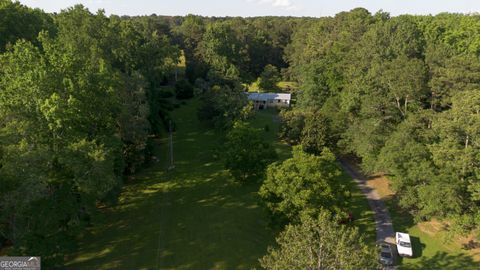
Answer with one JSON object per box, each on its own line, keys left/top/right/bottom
{"left": 175, "top": 79, "right": 194, "bottom": 99}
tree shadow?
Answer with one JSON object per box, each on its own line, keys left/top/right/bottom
{"left": 64, "top": 100, "right": 277, "bottom": 270}
{"left": 401, "top": 252, "right": 479, "bottom": 270}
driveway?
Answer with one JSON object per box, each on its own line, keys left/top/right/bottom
{"left": 339, "top": 159, "right": 397, "bottom": 269}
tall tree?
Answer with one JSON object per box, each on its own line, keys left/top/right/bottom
{"left": 259, "top": 146, "right": 349, "bottom": 222}
{"left": 260, "top": 212, "right": 378, "bottom": 270}
{"left": 224, "top": 122, "right": 277, "bottom": 182}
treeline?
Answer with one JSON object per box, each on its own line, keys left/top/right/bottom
{"left": 283, "top": 8, "right": 480, "bottom": 235}
{"left": 171, "top": 15, "right": 301, "bottom": 82}
{"left": 0, "top": 1, "right": 179, "bottom": 265}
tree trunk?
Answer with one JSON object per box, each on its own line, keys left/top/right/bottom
{"left": 404, "top": 95, "right": 409, "bottom": 117}
{"left": 395, "top": 97, "right": 405, "bottom": 118}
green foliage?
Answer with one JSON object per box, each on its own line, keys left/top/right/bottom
{"left": 0, "top": 5, "right": 179, "bottom": 265}
{"left": 260, "top": 211, "right": 378, "bottom": 270}
{"left": 197, "top": 84, "right": 250, "bottom": 129}
{"left": 283, "top": 8, "right": 480, "bottom": 236}
{"left": 259, "top": 146, "right": 349, "bottom": 223}
{"left": 279, "top": 109, "right": 305, "bottom": 144}
{"left": 224, "top": 122, "right": 277, "bottom": 182}
{"left": 0, "top": 0, "right": 55, "bottom": 51}
{"left": 197, "top": 21, "right": 246, "bottom": 80}
{"left": 174, "top": 79, "right": 194, "bottom": 99}
{"left": 301, "top": 111, "right": 331, "bottom": 155}
{"left": 257, "top": 64, "right": 281, "bottom": 91}
{"left": 0, "top": 31, "right": 122, "bottom": 264}
{"left": 3, "top": 3, "right": 480, "bottom": 265}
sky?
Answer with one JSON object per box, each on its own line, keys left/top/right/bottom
{"left": 18, "top": 0, "right": 480, "bottom": 17}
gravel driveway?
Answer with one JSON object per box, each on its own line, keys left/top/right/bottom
{"left": 339, "top": 159, "right": 397, "bottom": 269}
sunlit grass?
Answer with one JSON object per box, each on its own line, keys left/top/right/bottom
{"left": 365, "top": 174, "right": 480, "bottom": 269}
{"left": 276, "top": 81, "right": 298, "bottom": 92}
{"left": 65, "top": 99, "right": 278, "bottom": 270}
{"left": 65, "top": 102, "right": 377, "bottom": 270}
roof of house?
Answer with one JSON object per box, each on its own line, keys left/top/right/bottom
{"left": 246, "top": 92, "right": 291, "bottom": 101}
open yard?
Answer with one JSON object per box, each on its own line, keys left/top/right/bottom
{"left": 65, "top": 103, "right": 375, "bottom": 270}
{"left": 66, "top": 100, "right": 280, "bottom": 269}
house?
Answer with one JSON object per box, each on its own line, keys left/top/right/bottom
{"left": 246, "top": 92, "right": 291, "bottom": 110}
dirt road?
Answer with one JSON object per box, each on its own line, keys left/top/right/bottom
{"left": 339, "top": 158, "right": 397, "bottom": 269}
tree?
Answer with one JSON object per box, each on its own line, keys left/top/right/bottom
{"left": 0, "top": 32, "right": 122, "bottom": 265}
{"left": 428, "top": 90, "right": 480, "bottom": 218}
{"left": 0, "top": 0, "right": 55, "bottom": 51}
{"left": 296, "top": 60, "right": 334, "bottom": 109}
{"left": 301, "top": 111, "right": 331, "bottom": 155}
{"left": 108, "top": 15, "right": 180, "bottom": 133}
{"left": 257, "top": 64, "right": 281, "bottom": 91}
{"left": 0, "top": 5, "right": 180, "bottom": 265}
{"left": 197, "top": 21, "right": 247, "bottom": 80}
{"left": 279, "top": 109, "right": 305, "bottom": 144}
{"left": 259, "top": 146, "right": 349, "bottom": 222}
{"left": 197, "top": 83, "right": 250, "bottom": 129}
{"left": 427, "top": 48, "right": 480, "bottom": 110}
{"left": 260, "top": 212, "right": 378, "bottom": 270}
{"left": 224, "top": 122, "right": 277, "bottom": 182}
{"left": 172, "top": 14, "right": 208, "bottom": 80}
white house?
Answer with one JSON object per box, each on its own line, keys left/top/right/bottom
{"left": 246, "top": 92, "right": 291, "bottom": 110}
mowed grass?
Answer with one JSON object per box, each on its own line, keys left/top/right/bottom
{"left": 390, "top": 202, "right": 479, "bottom": 270}
{"left": 366, "top": 174, "right": 479, "bottom": 269}
{"left": 65, "top": 100, "right": 279, "bottom": 270}
{"left": 65, "top": 104, "right": 376, "bottom": 269}
{"left": 244, "top": 81, "right": 297, "bottom": 93}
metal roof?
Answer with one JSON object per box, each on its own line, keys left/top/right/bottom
{"left": 246, "top": 92, "right": 291, "bottom": 101}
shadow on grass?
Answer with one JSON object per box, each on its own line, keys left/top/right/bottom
{"left": 66, "top": 161, "right": 275, "bottom": 270}
{"left": 65, "top": 100, "right": 277, "bottom": 270}
{"left": 400, "top": 252, "right": 479, "bottom": 270}
{"left": 410, "top": 236, "right": 425, "bottom": 259}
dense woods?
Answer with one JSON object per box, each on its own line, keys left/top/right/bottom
{"left": 1, "top": 0, "right": 480, "bottom": 267}
{"left": 283, "top": 8, "right": 480, "bottom": 236}
{"left": 0, "top": 1, "right": 179, "bottom": 265}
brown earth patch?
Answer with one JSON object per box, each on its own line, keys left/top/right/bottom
{"left": 366, "top": 173, "right": 395, "bottom": 200}
{"left": 417, "top": 219, "right": 446, "bottom": 236}
{"left": 460, "top": 232, "right": 480, "bottom": 261}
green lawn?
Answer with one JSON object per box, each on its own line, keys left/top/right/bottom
{"left": 65, "top": 104, "right": 375, "bottom": 270}
{"left": 245, "top": 81, "right": 298, "bottom": 93}
{"left": 276, "top": 81, "right": 298, "bottom": 92}
{"left": 66, "top": 100, "right": 279, "bottom": 270}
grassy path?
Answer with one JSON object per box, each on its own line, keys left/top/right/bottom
{"left": 66, "top": 100, "right": 279, "bottom": 270}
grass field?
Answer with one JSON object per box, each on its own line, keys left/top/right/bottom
{"left": 65, "top": 103, "right": 375, "bottom": 269}
{"left": 65, "top": 101, "right": 292, "bottom": 270}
